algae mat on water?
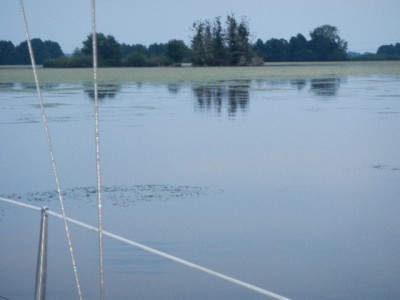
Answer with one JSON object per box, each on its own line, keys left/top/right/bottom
{"left": 1, "top": 61, "right": 400, "bottom": 87}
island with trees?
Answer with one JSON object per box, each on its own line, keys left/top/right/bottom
{"left": 1, "top": 14, "right": 399, "bottom": 67}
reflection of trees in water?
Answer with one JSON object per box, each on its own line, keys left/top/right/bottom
{"left": 289, "top": 78, "right": 341, "bottom": 96}
{"left": 9, "top": 82, "right": 60, "bottom": 90}
{"left": 193, "top": 85, "right": 223, "bottom": 114}
{"left": 290, "top": 79, "right": 307, "bottom": 90}
{"left": 0, "top": 82, "right": 16, "bottom": 91}
{"left": 80, "top": 76, "right": 342, "bottom": 109}
{"left": 310, "top": 78, "right": 341, "bottom": 96}
{"left": 193, "top": 81, "right": 250, "bottom": 116}
{"left": 228, "top": 85, "right": 250, "bottom": 115}
{"left": 168, "top": 84, "right": 180, "bottom": 94}
{"left": 85, "top": 83, "right": 121, "bottom": 100}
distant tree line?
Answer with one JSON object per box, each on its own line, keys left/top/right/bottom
{"left": 377, "top": 43, "right": 400, "bottom": 57}
{"left": 0, "top": 38, "right": 63, "bottom": 65}
{"left": 253, "top": 25, "right": 348, "bottom": 62}
{"left": 0, "top": 34, "right": 190, "bottom": 67}
{"left": 348, "top": 43, "right": 400, "bottom": 61}
{"left": 1, "top": 16, "right": 399, "bottom": 67}
{"left": 42, "top": 33, "right": 191, "bottom": 67}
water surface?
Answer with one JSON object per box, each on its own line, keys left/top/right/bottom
{"left": 1, "top": 62, "right": 400, "bottom": 300}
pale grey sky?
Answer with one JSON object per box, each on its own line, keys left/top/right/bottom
{"left": 1, "top": 0, "right": 399, "bottom": 54}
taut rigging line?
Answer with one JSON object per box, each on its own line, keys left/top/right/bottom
{"left": 18, "top": 1, "right": 84, "bottom": 299}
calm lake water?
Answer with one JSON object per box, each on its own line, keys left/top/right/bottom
{"left": 1, "top": 62, "right": 400, "bottom": 300}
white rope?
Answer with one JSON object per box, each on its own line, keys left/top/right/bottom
{"left": 90, "top": 0, "right": 105, "bottom": 299}
{"left": 0, "top": 196, "right": 42, "bottom": 212}
{"left": 0, "top": 197, "right": 291, "bottom": 300}
{"left": 18, "top": 2, "right": 83, "bottom": 299}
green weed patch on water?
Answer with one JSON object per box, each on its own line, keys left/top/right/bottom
{"left": 1, "top": 61, "right": 400, "bottom": 87}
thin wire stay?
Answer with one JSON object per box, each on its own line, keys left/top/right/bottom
{"left": 90, "top": 0, "right": 105, "bottom": 299}
{"left": 18, "top": 1, "right": 83, "bottom": 299}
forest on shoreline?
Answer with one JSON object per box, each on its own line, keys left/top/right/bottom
{"left": 1, "top": 15, "right": 399, "bottom": 67}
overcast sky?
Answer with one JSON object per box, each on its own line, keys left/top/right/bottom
{"left": 1, "top": 0, "right": 399, "bottom": 54}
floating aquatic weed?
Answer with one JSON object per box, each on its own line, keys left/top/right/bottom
{"left": 31, "top": 103, "right": 67, "bottom": 109}
{"left": 5, "top": 185, "right": 214, "bottom": 208}
{"left": 371, "top": 164, "right": 400, "bottom": 171}
{"left": 372, "top": 164, "right": 387, "bottom": 170}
